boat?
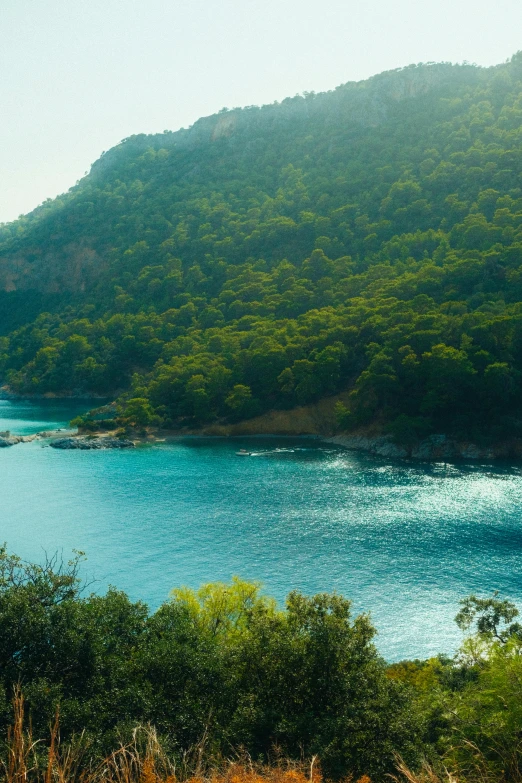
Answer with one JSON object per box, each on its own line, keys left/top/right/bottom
{"left": 235, "top": 448, "right": 251, "bottom": 456}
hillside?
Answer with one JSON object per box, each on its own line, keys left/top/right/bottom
{"left": 1, "top": 54, "right": 522, "bottom": 440}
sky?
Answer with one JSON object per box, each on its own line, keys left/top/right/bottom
{"left": 0, "top": 0, "right": 520, "bottom": 225}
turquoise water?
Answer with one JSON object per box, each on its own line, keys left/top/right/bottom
{"left": 2, "top": 399, "right": 522, "bottom": 661}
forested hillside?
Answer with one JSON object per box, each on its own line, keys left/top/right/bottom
{"left": 1, "top": 54, "right": 522, "bottom": 439}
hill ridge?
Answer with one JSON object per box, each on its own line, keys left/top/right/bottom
{"left": 0, "top": 52, "right": 521, "bottom": 442}
{"left": 92, "top": 60, "right": 488, "bottom": 177}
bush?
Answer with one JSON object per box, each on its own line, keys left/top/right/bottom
{"left": 0, "top": 550, "right": 423, "bottom": 780}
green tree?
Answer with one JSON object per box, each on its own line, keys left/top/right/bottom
{"left": 225, "top": 384, "right": 258, "bottom": 420}
{"left": 121, "top": 397, "right": 157, "bottom": 427}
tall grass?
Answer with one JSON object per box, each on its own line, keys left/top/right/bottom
{"left": 0, "top": 691, "right": 328, "bottom": 783}
{"left": 1, "top": 691, "right": 503, "bottom": 783}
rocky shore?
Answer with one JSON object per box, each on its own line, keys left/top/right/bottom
{"left": 0, "top": 429, "right": 71, "bottom": 447}
{"left": 0, "top": 433, "right": 39, "bottom": 447}
{"left": 68, "top": 427, "right": 522, "bottom": 461}
{"left": 0, "top": 414, "right": 519, "bottom": 462}
{"left": 50, "top": 436, "right": 135, "bottom": 450}
{"left": 0, "top": 429, "right": 134, "bottom": 450}
{"left": 326, "top": 432, "right": 522, "bottom": 461}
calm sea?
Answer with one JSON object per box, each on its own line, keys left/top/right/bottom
{"left": 2, "top": 398, "right": 522, "bottom": 661}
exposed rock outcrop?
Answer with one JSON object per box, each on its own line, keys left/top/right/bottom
{"left": 49, "top": 436, "right": 135, "bottom": 450}
{"left": 93, "top": 63, "right": 481, "bottom": 169}
{"left": 326, "top": 433, "right": 521, "bottom": 461}
{"left": 327, "top": 434, "right": 409, "bottom": 459}
{"left": 0, "top": 244, "right": 102, "bottom": 295}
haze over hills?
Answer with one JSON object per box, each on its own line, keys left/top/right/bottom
{"left": 0, "top": 60, "right": 483, "bottom": 296}
{"left": 1, "top": 54, "right": 521, "bottom": 441}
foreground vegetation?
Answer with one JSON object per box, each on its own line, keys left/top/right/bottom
{"left": 1, "top": 55, "right": 522, "bottom": 442}
{"left": 1, "top": 548, "right": 522, "bottom": 783}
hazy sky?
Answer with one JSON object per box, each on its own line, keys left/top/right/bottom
{"left": 0, "top": 0, "right": 520, "bottom": 224}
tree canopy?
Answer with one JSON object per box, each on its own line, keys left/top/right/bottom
{"left": 2, "top": 547, "right": 522, "bottom": 782}
{"left": 0, "top": 548, "right": 421, "bottom": 780}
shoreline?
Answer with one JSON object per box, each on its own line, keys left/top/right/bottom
{"left": 323, "top": 432, "right": 522, "bottom": 462}
{"left": 3, "top": 419, "right": 521, "bottom": 463}
{"left": 3, "top": 425, "right": 522, "bottom": 463}
{"left": 2, "top": 389, "right": 521, "bottom": 461}
{"left": 62, "top": 427, "right": 522, "bottom": 463}
{"left": 130, "top": 426, "right": 522, "bottom": 463}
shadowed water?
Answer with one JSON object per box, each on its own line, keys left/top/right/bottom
{"left": 2, "top": 399, "right": 522, "bottom": 661}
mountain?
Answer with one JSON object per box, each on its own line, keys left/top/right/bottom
{"left": 1, "top": 54, "right": 522, "bottom": 440}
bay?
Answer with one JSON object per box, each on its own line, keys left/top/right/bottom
{"left": 1, "top": 398, "right": 522, "bottom": 662}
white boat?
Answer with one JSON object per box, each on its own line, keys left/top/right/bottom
{"left": 235, "top": 448, "right": 251, "bottom": 456}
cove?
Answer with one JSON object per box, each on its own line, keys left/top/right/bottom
{"left": 2, "top": 398, "right": 522, "bottom": 662}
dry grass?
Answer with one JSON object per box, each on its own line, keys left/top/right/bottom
{"left": 200, "top": 395, "right": 347, "bottom": 437}
{"left": 0, "top": 691, "right": 360, "bottom": 783}
{"left": 391, "top": 759, "right": 459, "bottom": 783}
{"left": 390, "top": 755, "right": 509, "bottom": 783}
{"left": 4, "top": 692, "right": 501, "bottom": 783}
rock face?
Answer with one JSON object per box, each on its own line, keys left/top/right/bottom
{"left": 50, "top": 437, "right": 135, "bottom": 450}
{"left": 0, "top": 244, "right": 102, "bottom": 295}
{"left": 327, "top": 434, "right": 409, "bottom": 459}
{"left": 93, "top": 63, "right": 478, "bottom": 169}
{"left": 327, "top": 433, "right": 522, "bottom": 461}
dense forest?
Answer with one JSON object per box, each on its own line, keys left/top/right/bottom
{"left": 1, "top": 547, "right": 522, "bottom": 783}
{"left": 1, "top": 54, "right": 522, "bottom": 439}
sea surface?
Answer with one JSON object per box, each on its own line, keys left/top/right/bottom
{"left": 1, "top": 398, "right": 522, "bottom": 662}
